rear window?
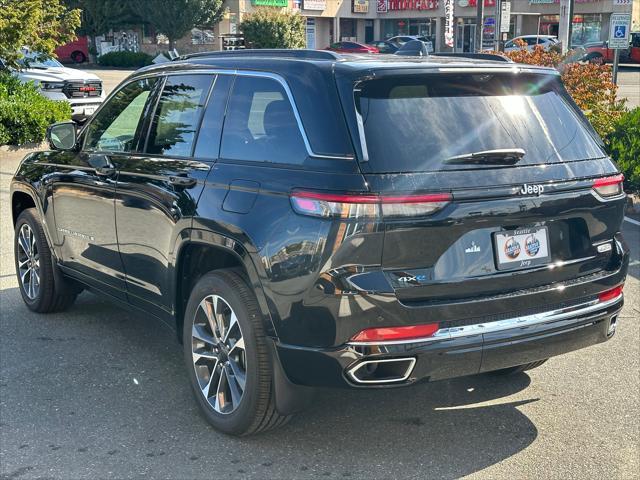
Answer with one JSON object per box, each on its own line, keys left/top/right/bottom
{"left": 355, "top": 73, "right": 606, "bottom": 173}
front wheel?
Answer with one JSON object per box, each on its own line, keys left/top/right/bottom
{"left": 183, "top": 269, "right": 289, "bottom": 435}
{"left": 14, "top": 209, "right": 77, "bottom": 312}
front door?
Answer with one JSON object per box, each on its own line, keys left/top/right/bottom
{"left": 113, "top": 73, "right": 231, "bottom": 320}
{"left": 456, "top": 24, "right": 476, "bottom": 52}
{"left": 53, "top": 76, "right": 160, "bottom": 300}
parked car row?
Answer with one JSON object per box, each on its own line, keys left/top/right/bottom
{"left": 327, "top": 35, "right": 435, "bottom": 55}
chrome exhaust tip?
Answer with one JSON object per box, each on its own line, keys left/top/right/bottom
{"left": 346, "top": 358, "right": 416, "bottom": 384}
{"left": 607, "top": 314, "right": 618, "bottom": 337}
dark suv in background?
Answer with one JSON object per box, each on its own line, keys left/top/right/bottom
{"left": 11, "top": 50, "right": 629, "bottom": 435}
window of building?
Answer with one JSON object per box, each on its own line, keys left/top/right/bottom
{"left": 220, "top": 76, "right": 308, "bottom": 165}
{"left": 146, "top": 74, "right": 213, "bottom": 157}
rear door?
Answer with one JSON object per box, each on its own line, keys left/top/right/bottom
{"left": 113, "top": 73, "right": 228, "bottom": 320}
{"left": 349, "top": 70, "right": 624, "bottom": 304}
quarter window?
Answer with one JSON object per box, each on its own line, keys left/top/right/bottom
{"left": 220, "top": 76, "right": 308, "bottom": 164}
{"left": 146, "top": 74, "right": 213, "bottom": 157}
{"left": 84, "top": 78, "right": 157, "bottom": 152}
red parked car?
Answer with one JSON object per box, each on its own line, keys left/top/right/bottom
{"left": 582, "top": 32, "right": 640, "bottom": 64}
{"left": 325, "top": 41, "right": 379, "bottom": 54}
{"left": 54, "top": 36, "right": 90, "bottom": 64}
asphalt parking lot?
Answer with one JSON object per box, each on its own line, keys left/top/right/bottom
{"left": 1, "top": 67, "right": 639, "bottom": 480}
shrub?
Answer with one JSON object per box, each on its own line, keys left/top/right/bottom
{"left": 606, "top": 107, "right": 640, "bottom": 194}
{"left": 240, "top": 8, "right": 306, "bottom": 49}
{"left": 0, "top": 72, "right": 71, "bottom": 146}
{"left": 500, "top": 42, "right": 627, "bottom": 140}
{"left": 97, "top": 51, "right": 154, "bottom": 68}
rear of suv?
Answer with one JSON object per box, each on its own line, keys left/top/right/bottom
{"left": 11, "top": 50, "right": 628, "bottom": 436}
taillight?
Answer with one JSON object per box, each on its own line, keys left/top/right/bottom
{"left": 350, "top": 323, "right": 440, "bottom": 343}
{"left": 598, "top": 284, "right": 623, "bottom": 303}
{"left": 593, "top": 174, "right": 624, "bottom": 198}
{"left": 290, "top": 191, "right": 452, "bottom": 219}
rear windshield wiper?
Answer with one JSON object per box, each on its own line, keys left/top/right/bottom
{"left": 444, "top": 148, "right": 526, "bottom": 165}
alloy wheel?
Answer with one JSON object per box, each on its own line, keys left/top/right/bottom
{"left": 191, "top": 294, "right": 247, "bottom": 414}
{"left": 16, "top": 223, "right": 40, "bottom": 300}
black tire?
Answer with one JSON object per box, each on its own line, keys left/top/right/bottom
{"left": 490, "top": 359, "right": 548, "bottom": 376}
{"left": 71, "top": 51, "right": 86, "bottom": 63}
{"left": 183, "top": 269, "right": 290, "bottom": 435}
{"left": 587, "top": 53, "right": 604, "bottom": 65}
{"left": 14, "top": 209, "right": 77, "bottom": 313}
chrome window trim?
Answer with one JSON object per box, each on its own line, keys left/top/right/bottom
{"left": 135, "top": 69, "right": 354, "bottom": 161}
{"left": 346, "top": 357, "right": 417, "bottom": 384}
{"left": 347, "top": 294, "right": 623, "bottom": 346}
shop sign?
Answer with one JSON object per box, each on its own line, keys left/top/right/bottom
{"left": 252, "top": 0, "right": 288, "bottom": 6}
{"left": 460, "top": 0, "right": 496, "bottom": 7}
{"left": 306, "top": 18, "right": 316, "bottom": 49}
{"left": 353, "top": 0, "right": 369, "bottom": 12}
{"left": 377, "top": 0, "right": 388, "bottom": 12}
{"left": 529, "top": 0, "right": 595, "bottom": 3}
{"left": 500, "top": 2, "right": 511, "bottom": 33}
{"left": 444, "top": 0, "right": 454, "bottom": 47}
{"left": 613, "top": 0, "right": 632, "bottom": 5}
{"left": 386, "top": 0, "right": 438, "bottom": 11}
{"left": 303, "top": 0, "right": 326, "bottom": 10}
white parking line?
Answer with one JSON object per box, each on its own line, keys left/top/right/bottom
{"left": 624, "top": 216, "right": 640, "bottom": 227}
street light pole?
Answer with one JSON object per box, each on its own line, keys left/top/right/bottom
{"left": 475, "top": 0, "right": 485, "bottom": 52}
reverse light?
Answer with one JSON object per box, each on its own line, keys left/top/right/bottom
{"left": 290, "top": 191, "right": 452, "bottom": 219}
{"left": 350, "top": 323, "right": 440, "bottom": 343}
{"left": 598, "top": 284, "right": 623, "bottom": 303}
{"left": 593, "top": 174, "right": 624, "bottom": 198}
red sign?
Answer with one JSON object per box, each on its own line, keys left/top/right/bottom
{"left": 387, "top": 0, "right": 439, "bottom": 10}
{"left": 468, "top": 0, "right": 496, "bottom": 6}
{"left": 79, "top": 86, "right": 96, "bottom": 92}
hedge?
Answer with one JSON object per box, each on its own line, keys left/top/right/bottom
{"left": 97, "top": 51, "right": 154, "bottom": 68}
{"left": 606, "top": 107, "right": 640, "bottom": 194}
{"left": 0, "top": 72, "right": 72, "bottom": 146}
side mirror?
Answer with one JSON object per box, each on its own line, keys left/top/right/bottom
{"left": 47, "top": 121, "right": 77, "bottom": 150}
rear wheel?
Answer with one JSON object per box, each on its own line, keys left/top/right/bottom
{"left": 491, "top": 359, "right": 548, "bottom": 376}
{"left": 71, "top": 51, "right": 86, "bottom": 63}
{"left": 587, "top": 53, "right": 604, "bottom": 65}
{"left": 14, "top": 209, "right": 77, "bottom": 313}
{"left": 183, "top": 269, "right": 289, "bottom": 435}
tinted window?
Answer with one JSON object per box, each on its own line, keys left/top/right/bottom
{"left": 220, "top": 76, "right": 307, "bottom": 164}
{"left": 146, "top": 75, "right": 213, "bottom": 157}
{"left": 193, "top": 75, "right": 233, "bottom": 159}
{"left": 356, "top": 73, "right": 606, "bottom": 173}
{"left": 84, "top": 78, "right": 157, "bottom": 152}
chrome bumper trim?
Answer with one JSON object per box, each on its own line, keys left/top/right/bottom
{"left": 346, "top": 358, "right": 417, "bottom": 384}
{"left": 347, "top": 294, "right": 623, "bottom": 346}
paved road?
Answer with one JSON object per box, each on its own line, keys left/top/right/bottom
{"left": 1, "top": 68, "right": 639, "bottom": 480}
{"left": 618, "top": 66, "right": 640, "bottom": 108}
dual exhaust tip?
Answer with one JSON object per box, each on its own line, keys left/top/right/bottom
{"left": 346, "top": 357, "right": 416, "bottom": 385}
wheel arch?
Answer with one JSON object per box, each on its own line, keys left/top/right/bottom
{"left": 174, "top": 229, "right": 277, "bottom": 343}
{"left": 11, "top": 190, "right": 36, "bottom": 226}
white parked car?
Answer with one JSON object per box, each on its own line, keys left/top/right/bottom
{"left": 504, "top": 35, "right": 559, "bottom": 52}
{"left": 11, "top": 54, "right": 105, "bottom": 121}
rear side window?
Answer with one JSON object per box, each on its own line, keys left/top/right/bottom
{"left": 146, "top": 74, "right": 213, "bottom": 157}
{"left": 355, "top": 73, "right": 606, "bottom": 173}
{"left": 220, "top": 76, "right": 308, "bottom": 164}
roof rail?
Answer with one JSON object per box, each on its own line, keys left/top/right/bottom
{"left": 430, "top": 52, "right": 512, "bottom": 62}
{"left": 178, "top": 49, "right": 342, "bottom": 62}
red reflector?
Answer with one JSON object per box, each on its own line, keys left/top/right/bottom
{"left": 599, "top": 285, "right": 623, "bottom": 303}
{"left": 351, "top": 323, "right": 440, "bottom": 342}
{"left": 593, "top": 174, "right": 624, "bottom": 188}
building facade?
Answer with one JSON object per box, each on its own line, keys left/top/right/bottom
{"left": 116, "top": 0, "right": 638, "bottom": 56}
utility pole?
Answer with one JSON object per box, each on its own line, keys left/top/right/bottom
{"left": 494, "top": 0, "right": 502, "bottom": 51}
{"left": 475, "top": 0, "right": 485, "bottom": 52}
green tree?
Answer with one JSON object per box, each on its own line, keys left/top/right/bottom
{"left": 240, "top": 9, "right": 306, "bottom": 49}
{"left": 134, "top": 0, "right": 225, "bottom": 51}
{"left": 0, "top": 0, "right": 81, "bottom": 69}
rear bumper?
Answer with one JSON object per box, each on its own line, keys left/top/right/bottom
{"left": 275, "top": 294, "right": 623, "bottom": 388}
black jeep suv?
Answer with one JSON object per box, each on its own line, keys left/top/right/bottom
{"left": 11, "top": 50, "right": 629, "bottom": 435}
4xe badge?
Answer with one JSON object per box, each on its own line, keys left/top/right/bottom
{"left": 520, "top": 184, "right": 544, "bottom": 196}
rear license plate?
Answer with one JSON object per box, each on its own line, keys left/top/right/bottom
{"left": 84, "top": 107, "right": 96, "bottom": 115}
{"left": 493, "top": 227, "right": 551, "bottom": 271}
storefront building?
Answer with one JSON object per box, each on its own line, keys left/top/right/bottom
{"left": 209, "top": 0, "right": 637, "bottom": 52}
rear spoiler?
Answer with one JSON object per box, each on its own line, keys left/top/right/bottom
{"left": 430, "top": 52, "right": 512, "bottom": 63}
